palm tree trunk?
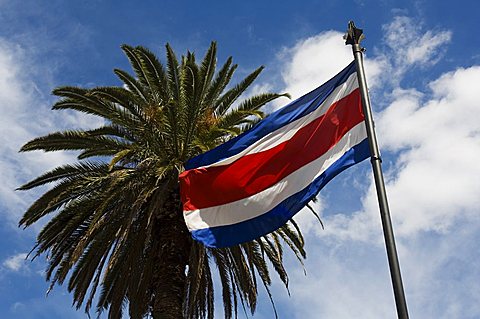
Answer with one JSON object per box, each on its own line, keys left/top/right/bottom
{"left": 151, "top": 187, "right": 192, "bottom": 319}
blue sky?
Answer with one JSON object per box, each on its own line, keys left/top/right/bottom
{"left": 1, "top": 1, "right": 479, "bottom": 318}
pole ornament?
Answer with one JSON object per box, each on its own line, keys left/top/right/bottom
{"left": 344, "top": 21, "right": 365, "bottom": 46}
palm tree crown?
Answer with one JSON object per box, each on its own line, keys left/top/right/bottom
{"left": 19, "top": 42, "right": 306, "bottom": 319}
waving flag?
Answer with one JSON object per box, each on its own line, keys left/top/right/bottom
{"left": 179, "top": 61, "right": 370, "bottom": 248}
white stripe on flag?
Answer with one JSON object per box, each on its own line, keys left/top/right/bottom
{"left": 184, "top": 122, "right": 367, "bottom": 230}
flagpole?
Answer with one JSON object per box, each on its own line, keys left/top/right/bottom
{"left": 345, "top": 21, "right": 409, "bottom": 319}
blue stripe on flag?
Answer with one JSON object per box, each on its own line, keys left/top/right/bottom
{"left": 190, "top": 138, "right": 370, "bottom": 248}
{"left": 185, "top": 61, "right": 357, "bottom": 170}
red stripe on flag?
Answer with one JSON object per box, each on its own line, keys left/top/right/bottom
{"left": 180, "top": 89, "right": 363, "bottom": 211}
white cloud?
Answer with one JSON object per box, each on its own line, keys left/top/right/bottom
{"left": 276, "top": 246, "right": 396, "bottom": 319}
{"left": 262, "top": 15, "right": 480, "bottom": 319}
{"left": 0, "top": 38, "right": 104, "bottom": 226}
{"left": 3, "top": 253, "right": 28, "bottom": 272}
{"left": 279, "top": 31, "right": 352, "bottom": 99}
{"left": 377, "top": 66, "right": 480, "bottom": 235}
{"left": 277, "top": 30, "right": 386, "bottom": 105}
{"left": 264, "top": 218, "right": 480, "bottom": 319}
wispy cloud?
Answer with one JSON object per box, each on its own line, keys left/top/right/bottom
{"left": 2, "top": 253, "right": 28, "bottom": 272}
{"left": 7, "top": 294, "right": 87, "bottom": 319}
{"left": 379, "top": 16, "right": 452, "bottom": 85}
{"left": 0, "top": 37, "right": 104, "bottom": 227}
{"left": 383, "top": 16, "right": 452, "bottom": 66}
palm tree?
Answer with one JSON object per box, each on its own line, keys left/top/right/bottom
{"left": 18, "top": 42, "right": 307, "bottom": 319}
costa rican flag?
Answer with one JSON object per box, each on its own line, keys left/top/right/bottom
{"left": 179, "top": 61, "right": 370, "bottom": 248}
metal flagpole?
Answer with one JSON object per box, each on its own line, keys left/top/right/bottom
{"left": 344, "top": 21, "right": 409, "bottom": 319}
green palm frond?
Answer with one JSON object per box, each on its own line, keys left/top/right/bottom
{"left": 120, "top": 44, "right": 155, "bottom": 98}
{"left": 17, "top": 162, "right": 109, "bottom": 190}
{"left": 214, "top": 65, "right": 264, "bottom": 116}
{"left": 20, "top": 130, "right": 129, "bottom": 153}
{"left": 198, "top": 42, "right": 217, "bottom": 104}
{"left": 165, "top": 43, "right": 181, "bottom": 103}
{"left": 236, "top": 92, "right": 291, "bottom": 113}
{"left": 203, "top": 57, "right": 236, "bottom": 109}
{"left": 114, "top": 68, "right": 149, "bottom": 103}
{"left": 132, "top": 45, "right": 170, "bottom": 103}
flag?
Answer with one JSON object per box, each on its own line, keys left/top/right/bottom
{"left": 179, "top": 61, "right": 370, "bottom": 248}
